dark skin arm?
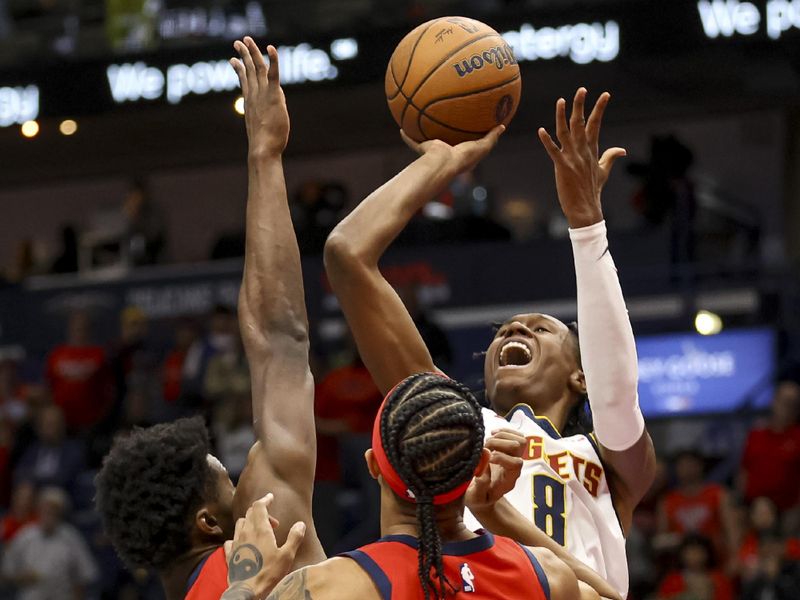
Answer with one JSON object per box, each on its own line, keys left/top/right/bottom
{"left": 228, "top": 36, "right": 325, "bottom": 567}
{"left": 538, "top": 88, "right": 657, "bottom": 528}
{"left": 324, "top": 126, "right": 504, "bottom": 395}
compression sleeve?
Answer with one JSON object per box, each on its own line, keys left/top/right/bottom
{"left": 569, "top": 220, "right": 644, "bottom": 451}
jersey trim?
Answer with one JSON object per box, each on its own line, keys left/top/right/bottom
{"left": 341, "top": 549, "right": 392, "bottom": 600}
{"left": 375, "top": 531, "right": 495, "bottom": 556}
{"left": 505, "top": 404, "right": 562, "bottom": 439}
{"left": 185, "top": 552, "right": 212, "bottom": 595}
{"left": 520, "top": 545, "right": 551, "bottom": 600}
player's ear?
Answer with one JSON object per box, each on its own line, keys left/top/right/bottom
{"left": 365, "top": 449, "right": 380, "bottom": 480}
{"left": 568, "top": 368, "right": 586, "bottom": 396}
{"left": 473, "top": 448, "right": 491, "bottom": 477}
{"left": 195, "top": 508, "right": 224, "bottom": 537}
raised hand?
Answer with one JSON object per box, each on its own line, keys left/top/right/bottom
{"left": 538, "top": 88, "right": 626, "bottom": 229}
{"left": 222, "top": 494, "right": 306, "bottom": 600}
{"left": 400, "top": 125, "right": 505, "bottom": 176}
{"left": 466, "top": 428, "right": 525, "bottom": 512}
{"left": 230, "top": 37, "right": 289, "bottom": 159}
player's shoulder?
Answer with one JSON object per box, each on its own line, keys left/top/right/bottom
{"left": 279, "top": 558, "right": 377, "bottom": 600}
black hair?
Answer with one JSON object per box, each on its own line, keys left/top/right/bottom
{"left": 94, "top": 416, "right": 217, "bottom": 570}
{"left": 380, "top": 373, "right": 485, "bottom": 600}
{"left": 678, "top": 533, "right": 717, "bottom": 569}
{"left": 563, "top": 322, "right": 593, "bottom": 437}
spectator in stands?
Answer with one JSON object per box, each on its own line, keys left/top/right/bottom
{"left": 315, "top": 336, "right": 384, "bottom": 552}
{"left": 737, "top": 497, "right": 800, "bottom": 579}
{"left": 740, "top": 381, "right": 800, "bottom": 520}
{"left": 50, "top": 225, "right": 79, "bottom": 274}
{"left": 396, "top": 279, "right": 453, "bottom": 371}
{"left": 122, "top": 179, "right": 166, "bottom": 266}
{"left": 181, "top": 304, "right": 237, "bottom": 408}
{"left": 211, "top": 393, "right": 253, "bottom": 482}
{"left": 13, "top": 404, "right": 84, "bottom": 496}
{"left": 162, "top": 321, "right": 196, "bottom": 406}
{"left": 740, "top": 531, "right": 800, "bottom": 600}
{"left": 658, "top": 534, "right": 734, "bottom": 600}
{"left": 0, "top": 481, "right": 37, "bottom": 543}
{"left": 291, "top": 180, "right": 348, "bottom": 254}
{"left": 45, "top": 311, "right": 111, "bottom": 432}
{"left": 109, "top": 306, "right": 160, "bottom": 419}
{"left": 657, "top": 449, "right": 737, "bottom": 561}
{"left": 1, "top": 486, "right": 98, "bottom": 600}
{"left": 203, "top": 332, "right": 249, "bottom": 402}
{"left": 0, "top": 356, "right": 27, "bottom": 427}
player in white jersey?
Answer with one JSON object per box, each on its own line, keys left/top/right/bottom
{"left": 324, "top": 89, "right": 656, "bottom": 599}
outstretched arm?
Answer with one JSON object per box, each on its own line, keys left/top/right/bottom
{"left": 324, "top": 127, "right": 504, "bottom": 395}
{"left": 229, "top": 37, "right": 324, "bottom": 566}
{"left": 538, "top": 89, "right": 656, "bottom": 530}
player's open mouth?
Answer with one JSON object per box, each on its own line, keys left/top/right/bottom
{"left": 498, "top": 340, "right": 533, "bottom": 368}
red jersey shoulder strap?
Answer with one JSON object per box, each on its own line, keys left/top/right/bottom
{"left": 185, "top": 547, "right": 228, "bottom": 600}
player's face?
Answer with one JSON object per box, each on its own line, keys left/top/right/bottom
{"left": 483, "top": 313, "right": 581, "bottom": 415}
{"left": 206, "top": 455, "right": 236, "bottom": 539}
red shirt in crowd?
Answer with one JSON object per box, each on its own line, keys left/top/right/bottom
{"left": 738, "top": 533, "right": 800, "bottom": 571}
{"left": 315, "top": 364, "right": 384, "bottom": 434}
{"left": 663, "top": 484, "right": 726, "bottom": 553}
{"left": 46, "top": 344, "right": 109, "bottom": 430}
{"left": 741, "top": 425, "right": 800, "bottom": 510}
{"left": 162, "top": 350, "right": 186, "bottom": 403}
{"left": 658, "top": 571, "right": 734, "bottom": 600}
{"left": 0, "top": 513, "right": 37, "bottom": 543}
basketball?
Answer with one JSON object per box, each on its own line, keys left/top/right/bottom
{"left": 385, "top": 16, "right": 522, "bottom": 146}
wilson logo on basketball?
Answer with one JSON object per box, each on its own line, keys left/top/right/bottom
{"left": 452, "top": 45, "right": 518, "bottom": 78}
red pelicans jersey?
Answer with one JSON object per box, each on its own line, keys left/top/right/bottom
{"left": 341, "top": 530, "right": 550, "bottom": 599}
{"left": 464, "top": 405, "right": 628, "bottom": 598}
{"left": 185, "top": 547, "right": 228, "bottom": 600}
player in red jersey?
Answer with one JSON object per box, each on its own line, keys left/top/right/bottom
{"left": 220, "top": 372, "right": 582, "bottom": 600}
{"left": 95, "top": 37, "right": 323, "bottom": 600}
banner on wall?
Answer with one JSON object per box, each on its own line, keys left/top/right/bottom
{"left": 636, "top": 327, "right": 776, "bottom": 417}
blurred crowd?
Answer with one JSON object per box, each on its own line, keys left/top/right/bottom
{"left": 0, "top": 297, "right": 798, "bottom": 600}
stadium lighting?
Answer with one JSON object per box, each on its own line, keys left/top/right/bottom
{"left": 234, "top": 96, "right": 245, "bottom": 115}
{"left": 20, "top": 120, "right": 39, "bottom": 138}
{"left": 59, "top": 119, "right": 78, "bottom": 135}
{"left": 695, "top": 310, "right": 723, "bottom": 336}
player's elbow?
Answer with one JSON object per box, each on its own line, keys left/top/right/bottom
{"left": 324, "top": 230, "right": 358, "bottom": 275}
{"left": 534, "top": 548, "right": 581, "bottom": 600}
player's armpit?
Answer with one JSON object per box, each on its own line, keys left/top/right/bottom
{"left": 234, "top": 444, "right": 326, "bottom": 568}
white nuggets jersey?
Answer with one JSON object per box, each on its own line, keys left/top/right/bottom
{"left": 464, "top": 404, "right": 629, "bottom": 597}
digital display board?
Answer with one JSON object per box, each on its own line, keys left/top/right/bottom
{"left": 636, "top": 327, "right": 776, "bottom": 417}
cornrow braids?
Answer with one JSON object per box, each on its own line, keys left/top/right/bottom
{"left": 380, "top": 373, "right": 485, "bottom": 600}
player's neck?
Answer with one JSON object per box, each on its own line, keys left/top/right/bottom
{"left": 381, "top": 503, "right": 475, "bottom": 544}
{"left": 160, "top": 544, "right": 221, "bottom": 600}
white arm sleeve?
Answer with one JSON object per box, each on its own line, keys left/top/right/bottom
{"left": 569, "top": 220, "right": 644, "bottom": 451}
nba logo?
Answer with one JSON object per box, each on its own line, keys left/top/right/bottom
{"left": 460, "top": 563, "right": 475, "bottom": 593}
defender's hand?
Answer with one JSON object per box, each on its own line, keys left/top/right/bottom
{"left": 538, "top": 88, "right": 626, "bottom": 229}
{"left": 466, "top": 429, "right": 524, "bottom": 512}
{"left": 400, "top": 125, "right": 505, "bottom": 176}
{"left": 230, "top": 37, "right": 289, "bottom": 159}
{"left": 223, "top": 494, "right": 306, "bottom": 599}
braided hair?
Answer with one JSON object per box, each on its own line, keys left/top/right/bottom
{"left": 379, "top": 373, "right": 485, "bottom": 600}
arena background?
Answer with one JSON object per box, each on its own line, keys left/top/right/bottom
{"left": 2, "top": 0, "right": 800, "bottom": 598}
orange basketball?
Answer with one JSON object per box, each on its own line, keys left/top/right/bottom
{"left": 385, "top": 16, "right": 521, "bottom": 146}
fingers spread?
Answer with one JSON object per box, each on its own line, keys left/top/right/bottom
{"left": 554, "top": 98, "right": 569, "bottom": 146}
{"left": 484, "top": 437, "right": 524, "bottom": 457}
{"left": 599, "top": 146, "right": 627, "bottom": 179}
{"left": 235, "top": 39, "right": 258, "bottom": 93}
{"left": 281, "top": 521, "right": 306, "bottom": 559}
{"left": 586, "top": 92, "right": 611, "bottom": 149}
{"left": 229, "top": 57, "right": 248, "bottom": 97}
{"left": 244, "top": 36, "right": 267, "bottom": 85}
{"left": 538, "top": 127, "right": 561, "bottom": 161}
{"left": 266, "top": 45, "right": 280, "bottom": 83}
{"left": 570, "top": 87, "right": 587, "bottom": 138}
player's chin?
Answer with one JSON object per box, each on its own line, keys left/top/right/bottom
{"left": 490, "top": 366, "right": 535, "bottom": 404}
